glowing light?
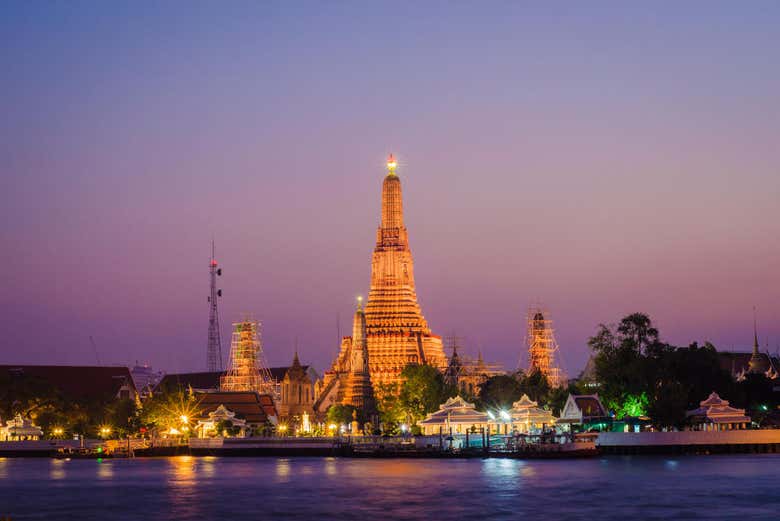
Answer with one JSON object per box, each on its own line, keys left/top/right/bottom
{"left": 400, "top": 424, "right": 408, "bottom": 433}
{"left": 180, "top": 415, "right": 189, "bottom": 424}
{"left": 278, "top": 424, "right": 288, "bottom": 433}
{"left": 487, "top": 411, "right": 496, "bottom": 420}
{"left": 52, "top": 427, "right": 64, "bottom": 437}
{"left": 499, "top": 410, "right": 511, "bottom": 421}
{"left": 386, "top": 153, "right": 397, "bottom": 172}
{"left": 99, "top": 426, "right": 112, "bottom": 438}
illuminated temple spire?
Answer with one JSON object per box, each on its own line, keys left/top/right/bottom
{"left": 318, "top": 154, "right": 447, "bottom": 410}
{"left": 340, "top": 296, "right": 374, "bottom": 411}
{"left": 363, "top": 154, "right": 447, "bottom": 386}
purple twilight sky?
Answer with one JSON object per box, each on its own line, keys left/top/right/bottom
{"left": 1, "top": 2, "right": 779, "bottom": 376}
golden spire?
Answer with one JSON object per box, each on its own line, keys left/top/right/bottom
{"left": 381, "top": 153, "right": 404, "bottom": 230}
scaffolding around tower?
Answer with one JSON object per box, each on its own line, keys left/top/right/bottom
{"left": 525, "top": 308, "right": 566, "bottom": 387}
{"left": 220, "top": 319, "right": 277, "bottom": 400}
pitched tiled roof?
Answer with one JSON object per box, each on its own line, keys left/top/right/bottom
{"left": 0, "top": 365, "right": 136, "bottom": 400}
{"left": 156, "top": 366, "right": 311, "bottom": 393}
{"left": 574, "top": 396, "right": 607, "bottom": 418}
{"left": 195, "top": 391, "right": 277, "bottom": 424}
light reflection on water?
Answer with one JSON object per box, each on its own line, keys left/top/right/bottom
{"left": 0, "top": 455, "right": 778, "bottom": 520}
{"left": 50, "top": 459, "right": 66, "bottom": 480}
{"left": 97, "top": 460, "right": 113, "bottom": 480}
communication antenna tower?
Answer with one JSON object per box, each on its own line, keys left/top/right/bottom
{"left": 207, "top": 240, "right": 224, "bottom": 371}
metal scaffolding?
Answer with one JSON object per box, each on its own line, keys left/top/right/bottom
{"left": 526, "top": 308, "right": 566, "bottom": 387}
{"left": 220, "top": 319, "right": 276, "bottom": 399}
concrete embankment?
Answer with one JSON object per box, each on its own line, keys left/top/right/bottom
{"left": 597, "top": 430, "right": 780, "bottom": 455}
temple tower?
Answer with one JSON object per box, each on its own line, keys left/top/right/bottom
{"left": 362, "top": 155, "right": 447, "bottom": 388}
{"left": 526, "top": 308, "right": 565, "bottom": 387}
{"left": 748, "top": 310, "right": 769, "bottom": 375}
{"left": 318, "top": 155, "right": 447, "bottom": 409}
{"left": 340, "top": 297, "right": 374, "bottom": 410}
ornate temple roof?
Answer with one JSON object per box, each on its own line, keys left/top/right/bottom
{"left": 686, "top": 392, "right": 750, "bottom": 424}
{"left": 196, "top": 391, "right": 277, "bottom": 424}
{"left": 420, "top": 396, "right": 489, "bottom": 426}
{"left": 510, "top": 394, "right": 557, "bottom": 424}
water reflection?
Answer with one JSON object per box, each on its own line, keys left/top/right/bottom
{"left": 97, "top": 460, "right": 113, "bottom": 480}
{"left": 0, "top": 456, "right": 778, "bottom": 520}
{"left": 482, "top": 458, "right": 521, "bottom": 480}
{"left": 200, "top": 456, "right": 216, "bottom": 478}
{"left": 169, "top": 456, "right": 196, "bottom": 487}
{"left": 50, "top": 459, "right": 66, "bottom": 480}
{"left": 167, "top": 456, "right": 198, "bottom": 520}
{"left": 275, "top": 458, "right": 291, "bottom": 482}
{"left": 324, "top": 458, "right": 337, "bottom": 477}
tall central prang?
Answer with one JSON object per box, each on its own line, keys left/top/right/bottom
{"left": 316, "top": 155, "right": 447, "bottom": 416}
{"left": 363, "top": 154, "right": 447, "bottom": 387}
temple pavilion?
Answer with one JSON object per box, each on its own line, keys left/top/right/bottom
{"left": 686, "top": 392, "right": 751, "bottom": 431}
{"left": 419, "top": 396, "right": 489, "bottom": 435}
{"left": 195, "top": 404, "right": 247, "bottom": 438}
{"left": 509, "top": 394, "right": 556, "bottom": 433}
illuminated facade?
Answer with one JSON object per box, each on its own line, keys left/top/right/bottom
{"left": 320, "top": 155, "right": 447, "bottom": 407}
{"left": 526, "top": 308, "right": 565, "bottom": 387}
{"left": 277, "top": 352, "right": 316, "bottom": 423}
{"left": 363, "top": 156, "right": 448, "bottom": 386}
{"left": 316, "top": 298, "right": 376, "bottom": 416}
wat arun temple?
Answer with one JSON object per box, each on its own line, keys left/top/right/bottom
{"left": 316, "top": 156, "right": 448, "bottom": 412}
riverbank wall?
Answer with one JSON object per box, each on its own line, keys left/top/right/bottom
{"left": 596, "top": 430, "right": 780, "bottom": 455}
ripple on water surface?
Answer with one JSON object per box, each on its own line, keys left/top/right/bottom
{"left": 0, "top": 455, "right": 779, "bottom": 520}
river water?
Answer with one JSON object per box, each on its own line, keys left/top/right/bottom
{"left": 1, "top": 455, "right": 778, "bottom": 520}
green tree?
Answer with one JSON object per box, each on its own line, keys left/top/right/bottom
{"left": 477, "top": 374, "right": 522, "bottom": 411}
{"left": 588, "top": 313, "right": 664, "bottom": 416}
{"left": 374, "top": 382, "right": 402, "bottom": 434}
{"left": 398, "top": 364, "right": 447, "bottom": 425}
{"left": 326, "top": 404, "right": 358, "bottom": 426}
{"left": 518, "top": 370, "right": 552, "bottom": 404}
{"left": 139, "top": 387, "right": 201, "bottom": 436}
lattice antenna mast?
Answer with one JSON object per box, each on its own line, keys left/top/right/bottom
{"left": 525, "top": 307, "right": 565, "bottom": 387}
{"left": 207, "top": 240, "right": 224, "bottom": 371}
{"left": 220, "top": 319, "right": 277, "bottom": 399}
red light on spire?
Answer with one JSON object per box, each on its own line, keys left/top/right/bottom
{"left": 386, "top": 153, "right": 397, "bottom": 172}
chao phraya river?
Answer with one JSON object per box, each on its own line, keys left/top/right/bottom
{"left": 1, "top": 455, "right": 779, "bottom": 519}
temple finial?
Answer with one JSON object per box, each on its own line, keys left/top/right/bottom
{"left": 386, "top": 154, "right": 397, "bottom": 175}
{"left": 356, "top": 295, "right": 364, "bottom": 311}
{"left": 753, "top": 306, "right": 759, "bottom": 355}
